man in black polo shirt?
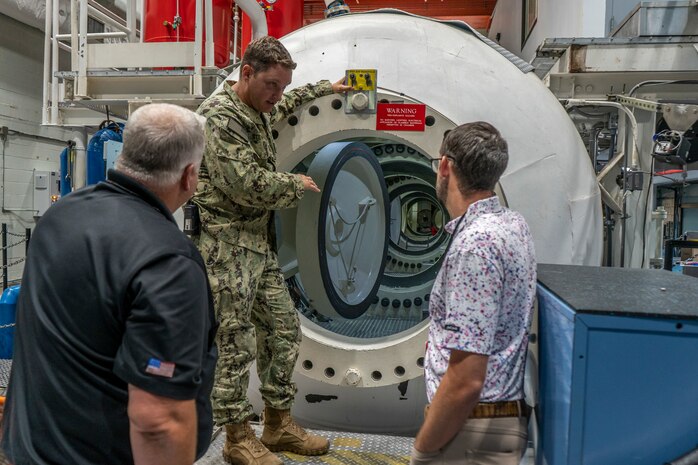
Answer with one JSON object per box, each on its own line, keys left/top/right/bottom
{"left": 1, "top": 103, "right": 218, "bottom": 465}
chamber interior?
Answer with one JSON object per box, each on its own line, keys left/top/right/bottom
{"left": 277, "top": 138, "right": 450, "bottom": 340}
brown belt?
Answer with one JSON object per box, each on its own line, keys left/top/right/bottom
{"left": 469, "top": 400, "right": 530, "bottom": 419}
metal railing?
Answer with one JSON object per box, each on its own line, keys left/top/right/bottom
{"left": 43, "top": 0, "right": 220, "bottom": 126}
{"left": 0, "top": 224, "right": 30, "bottom": 291}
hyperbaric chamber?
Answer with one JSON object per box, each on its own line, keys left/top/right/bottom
{"left": 226, "top": 11, "right": 603, "bottom": 434}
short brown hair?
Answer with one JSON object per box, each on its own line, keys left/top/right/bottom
{"left": 441, "top": 122, "right": 508, "bottom": 194}
{"left": 241, "top": 36, "right": 297, "bottom": 73}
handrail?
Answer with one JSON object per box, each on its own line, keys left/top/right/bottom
{"left": 56, "top": 32, "right": 128, "bottom": 41}
{"left": 43, "top": 0, "right": 221, "bottom": 123}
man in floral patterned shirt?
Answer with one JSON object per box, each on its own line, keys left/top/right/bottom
{"left": 411, "top": 122, "right": 537, "bottom": 465}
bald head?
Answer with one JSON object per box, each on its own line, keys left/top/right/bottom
{"left": 116, "top": 103, "right": 205, "bottom": 187}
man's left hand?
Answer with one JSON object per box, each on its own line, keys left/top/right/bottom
{"left": 332, "top": 77, "right": 353, "bottom": 94}
{"left": 409, "top": 446, "right": 440, "bottom": 465}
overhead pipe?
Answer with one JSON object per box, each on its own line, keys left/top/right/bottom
{"left": 232, "top": 4, "right": 240, "bottom": 63}
{"left": 628, "top": 79, "right": 698, "bottom": 97}
{"left": 235, "top": 0, "right": 268, "bottom": 39}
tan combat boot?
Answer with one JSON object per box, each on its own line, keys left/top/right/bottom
{"left": 260, "top": 407, "right": 330, "bottom": 456}
{"left": 223, "top": 421, "right": 283, "bottom": 465}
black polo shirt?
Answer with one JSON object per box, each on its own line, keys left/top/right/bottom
{"left": 1, "top": 170, "right": 218, "bottom": 465}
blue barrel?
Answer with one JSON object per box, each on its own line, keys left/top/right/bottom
{"left": 86, "top": 122, "right": 123, "bottom": 185}
{"left": 0, "top": 285, "right": 20, "bottom": 359}
{"left": 59, "top": 146, "right": 73, "bottom": 196}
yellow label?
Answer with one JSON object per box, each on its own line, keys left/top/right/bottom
{"left": 346, "top": 69, "right": 377, "bottom": 91}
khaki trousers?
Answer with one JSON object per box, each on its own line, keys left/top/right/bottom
{"left": 411, "top": 416, "right": 528, "bottom": 465}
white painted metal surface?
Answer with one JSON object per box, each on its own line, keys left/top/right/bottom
{"left": 220, "top": 12, "right": 603, "bottom": 434}
{"left": 489, "top": 0, "right": 608, "bottom": 61}
{"left": 86, "top": 42, "right": 197, "bottom": 68}
{"left": 275, "top": 12, "right": 603, "bottom": 266}
{"left": 612, "top": 1, "right": 698, "bottom": 37}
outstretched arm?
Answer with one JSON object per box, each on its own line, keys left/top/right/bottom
{"left": 270, "top": 77, "right": 353, "bottom": 124}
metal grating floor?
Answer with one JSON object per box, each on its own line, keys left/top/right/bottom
{"left": 196, "top": 424, "right": 535, "bottom": 465}
{"left": 196, "top": 424, "right": 412, "bottom": 465}
{"left": 0, "top": 359, "right": 11, "bottom": 465}
{"left": 0, "top": 359, "right": 533, "bottom": 465}
{"left": 317, "top": 316, "right": 423, "bottom": 339}
{"left": 0, "top": 360, "right": 12, "bottom": 393}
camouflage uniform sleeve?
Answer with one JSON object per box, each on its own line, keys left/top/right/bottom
{"left": 269, "top": 80, "right": 334, "bottom": 125}
{"left": 205, "top": 113, "right": 304, "bottom": 209}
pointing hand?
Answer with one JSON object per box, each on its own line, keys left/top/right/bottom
{"left": 299, "top": 174, "right": 321, "bottom": 193}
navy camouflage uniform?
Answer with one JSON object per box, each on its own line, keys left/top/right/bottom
{"left": 193, "top": 79, "right": 334, "bottom": 425}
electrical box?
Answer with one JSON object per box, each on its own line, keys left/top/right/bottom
{"left": 345, "top": 69, "right": 377, "bottom": 114}
{"left": 33, "top": 170, "right": 60, "bottom": 217}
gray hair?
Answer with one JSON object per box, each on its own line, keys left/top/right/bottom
{"left": 116, "top": 103, "right": 205, "bottom": 187}
{"left": 441, "top": 121, "right": 508, "bottom": 194}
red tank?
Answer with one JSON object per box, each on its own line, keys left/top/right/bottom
{"left": 239, "top": 0, "right": 304, "bottom": 58}
{"left": 144, "top": 0, "right": 233, "bottom": 68}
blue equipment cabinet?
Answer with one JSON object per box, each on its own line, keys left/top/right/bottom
{"left": 536, "top": 265, "right": 698, "bottom": 465}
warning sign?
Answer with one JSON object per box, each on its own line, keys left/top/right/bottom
{"left": 376, "top": 103, "right": 427, "bottom": 131}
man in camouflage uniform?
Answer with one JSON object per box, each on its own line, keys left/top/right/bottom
{"left": 193, "top": 36, "right": 351, "bottom": 465}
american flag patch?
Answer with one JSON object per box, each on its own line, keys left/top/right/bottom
{"left": 145, "top": 358, "right": 175, "bottom": 378}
